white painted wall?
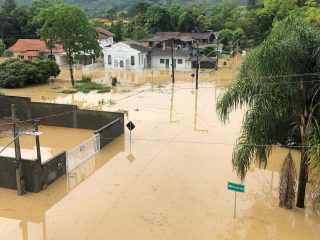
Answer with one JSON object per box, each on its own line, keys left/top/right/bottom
{"left": 54, "top": 54, "right": 68, "bottom": 66}
{"left": 151, "top": 56, "right": 191, "bottom": 69}
{"left": 98, "top": 37, "right": 113, "bottom": 48}
{"left": 103, "top": 42, "right": 146, "bottom": 70}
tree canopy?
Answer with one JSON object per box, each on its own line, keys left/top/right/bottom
{"left": 36, "top": 2, "right": 100, "bottom": 85}
{"left": 216, "top": 15, "right": 320, "bottom": 208}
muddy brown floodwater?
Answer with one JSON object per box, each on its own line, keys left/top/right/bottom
{"left": 0, "top": 58, "right": 319, "bottom": 240}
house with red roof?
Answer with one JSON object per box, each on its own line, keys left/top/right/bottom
{"left": 8, "top": 39, "right": 69, "bottom": 66}
{"left": 96, "top": 27, "right": 115, "bottom": 48}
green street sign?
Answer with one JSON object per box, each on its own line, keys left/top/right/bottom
{"left": 227, "top": 182, "right": 245, "bottom": 193}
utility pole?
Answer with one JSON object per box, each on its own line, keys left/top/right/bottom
{"left": 195, "top": 41, "right": 199, "bottom": 90}
{"left": 34, "top": 120, "right": 41, "bottom": 162}
{"left": 11, "top": 104, "right": 24, "bottom": 196}
{"left": 171, "top": 38, "right": 175, "bottom": 83}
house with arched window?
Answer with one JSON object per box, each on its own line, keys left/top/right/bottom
{"left": 103, "top": 42, "right": 151, "bottom": 70}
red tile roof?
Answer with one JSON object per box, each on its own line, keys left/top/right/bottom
{"left": 20, "top": 51, "right": 39, "bottom": 57}
{"left": 96, "top": 27, "right": 115, "bottom": 39}
{"left": 9, "top": 39, "right": 64, "bottom": 54}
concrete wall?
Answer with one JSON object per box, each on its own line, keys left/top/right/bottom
{"left": 77, "top": 109, "right": 121, "bottom": 130}
{"left": 42, "top": 152, "right": 66, "bottom": 188}
{"left": 94, "top": 117, "right": 124, "bottom": 148}
{"left": 0, "top": 152, "right": 67, "bottom": 192}
{"left": 0, "top": 157, "right": 42, "bottom": 192}
{"left": 0, "top": 96, "right": 32, "bottom": 120}
{"left": 0, "top": 96, "right": 124, "bottom": 192}
{"left": 31, "top": 102, "right": 77, "bottom": 128}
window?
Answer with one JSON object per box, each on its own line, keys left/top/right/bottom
{"left": 160, "top": 59, "right": 165, "bottom": 64}
{"left": 178, "top": 59, "right": 183, "bottom": 64}
{"left": 120, "top": 60, "right": 124, "bottom": 68}
{"left": 108, "top": 55, "right": 111, "bottom": 65}
{"left": 131, "top": 56, "right": 135, "bottom": 65}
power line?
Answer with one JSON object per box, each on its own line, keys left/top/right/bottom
{"left": 97, "top": 136, "right": 317, "bottom": 148}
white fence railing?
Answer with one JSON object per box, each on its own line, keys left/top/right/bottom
{"left": 66, "top": 134, "right": 100, "bottom": 173}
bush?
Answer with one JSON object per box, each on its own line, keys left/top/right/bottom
{"left": 80, "top": 75, "right": 92, "bottom": 83}
{"left": 0, "top": 39, "right": 5, "bottom": 56}
{"left": 35, "top": 59, "right": 61, "bottom": 79}
{"left": 0, "top": 59, "right": 60, "bottom": 88}
{"left": 201, "top": 45, "right": 217, "bottom": 57}
{"left": 3, "top": 50, "right": 13, "bottom": 57}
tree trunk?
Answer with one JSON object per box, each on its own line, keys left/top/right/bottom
{"left": 69, "top": 56, "right": 75, "bottom": 86}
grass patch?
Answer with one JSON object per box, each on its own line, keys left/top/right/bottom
{"left": 60, "top": 75, "right": 111, "bottom": 94}
{"left": 51, "top": 86, "right": 62, "bottom": 90}
{"left": 74, "top": 81, "right": 111, "bottom": 93}
{"left": 61, "top": 89, "right": 78, "bottom": 94}
{"left": 74, "top": 76, "right": 111, "bottom": 93}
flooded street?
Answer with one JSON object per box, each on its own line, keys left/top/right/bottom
{"left": 0, "top": 126, "right": 93, "bottom": 161}
{"left": 0, "top": 60, "right": 319, "bottom": 239}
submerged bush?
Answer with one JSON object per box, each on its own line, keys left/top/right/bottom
{"left": 0, "top": 59, "right": 60, "bottom": 88}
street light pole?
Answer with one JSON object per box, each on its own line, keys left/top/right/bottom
{"left": 11, "top": 104, "right": 24, "bottom": 196}
{"left": 34, "top": 120, "right": 41, "bottom": 162}
{"left": 195, "top": 41, "right": 199, "bottom": 90}
{"left": 171, "top": 38, "right": 175, "bottom": 83}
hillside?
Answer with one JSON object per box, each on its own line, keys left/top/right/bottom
{"left": 16, "top": 0, "right": 246, "bottom": 17}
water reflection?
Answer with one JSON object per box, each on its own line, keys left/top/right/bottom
{"left": 0, "top": 136, "right": 125, "bottom": 240}
{"left": 193, "top": 89, "right": 208, "bottom": 133}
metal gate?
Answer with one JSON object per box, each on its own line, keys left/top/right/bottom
{"left": 66, "top": 134, "right": 100, "bottom": 173}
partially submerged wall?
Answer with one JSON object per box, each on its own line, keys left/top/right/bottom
{"left": 0, "top": 96, "right": 124, "bottom": 192}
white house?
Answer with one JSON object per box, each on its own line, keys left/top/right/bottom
{"left": 150, "top": 49, "right": 192, "bottom": 69}
{"left": 8, "top": 39, "right": 69, "bottom": 65}
{"left": 103, "top": 42, "right": 151, "bottom": 70}
{"left": 96, "top": 27, "right": 115, "bottom": 48}
{"left": 103, "top": 41, "right": 193, "bottom": 70}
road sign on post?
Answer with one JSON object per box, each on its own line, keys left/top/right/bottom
{"left": 126, "top": 121, "right": 135, "bottom": 144}
{"left": 126, "top": 121, "right": 135, "bottom": 131}
{"left": 227, "top": 182, "right": 245, "bottom": 193}
{"left": 227, "top": 182, "right": 245, "bottom": 219}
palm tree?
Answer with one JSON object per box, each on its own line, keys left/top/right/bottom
{"left": 216, "top": 15, "right": 320, "bottom": 208}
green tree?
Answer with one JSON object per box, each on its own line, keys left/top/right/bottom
{"left": 178, "top": 7, "right": 200, "bottom": 32}
{"left": 145, "top": 5, "right": 171, "bottom": 33}
{"left": 110, "top": 19, "right": 124, "bottom": 41}
{"left": 197, "top": 15, "right": 211, "bottom": 32}
{"left": 36, "top": 3, "right": 100, "bottom": 86}
{"left": 0, "top": 39, "right": 5, "bottom": 56}
{"left": 218, "top": 28, "right": 234, "bottom": 47}
{"left": 300, "top": 0, "right": 320, "bottom": 27}
{"left": 216, "top": 16, "right": 320, "bottom": 208}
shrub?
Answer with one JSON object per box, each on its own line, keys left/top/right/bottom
{"left": 80, "top": 75, "right": 92, "bottom": 83}
{"left": 0, "top": 39, "right": 5, "bottom": 56}
{"left": 35, "top": 59, "right": 61, "bottom": 79}
{"left": 0, "top": 59, "right": 60, "bottom": 88}
{"left": 3, "top": 50, "right": 13, "bottom": 57}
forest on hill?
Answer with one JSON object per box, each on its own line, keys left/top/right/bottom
{"left": 14, "top": 0, "right": 247, "bottom": 17}
{"left": 0, "top": 0, "right": 318, "bottom": 52}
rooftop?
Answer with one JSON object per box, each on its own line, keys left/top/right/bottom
{"left": 8, "top": 39, "right": 64, "bottom": 55}
{"left": 96, "top": 27, "right": 115, "bottom": 39}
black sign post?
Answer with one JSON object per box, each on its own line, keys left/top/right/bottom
{"left": 126, "top": 121, "right": 135, "bottom": 144}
